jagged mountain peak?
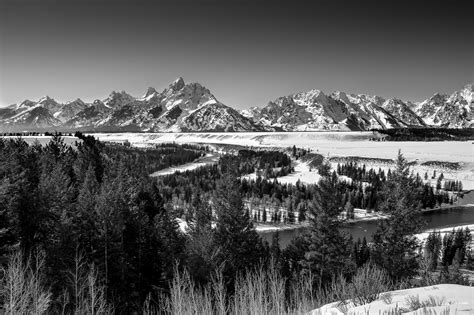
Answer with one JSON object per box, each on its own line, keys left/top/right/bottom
{"left": 384, "top": 97, "right": 404, "bottom": 104}
{"left": 38, "top": 95, "right": 53, "bottom": 103}
{"left": 17, "top": 99, "right": 36, "bottom": 109}
{"left": 426, "top": 93, "right": 448, "bottom": 104}
{"left": 332, "top": 90, "right": 348, "bottom": 97}
{"left": 294, "top": 89, "right": 325, "bottom": 100}
{"left": 169, "top": 77, "right": 185, "bottom": 91}
{"left": 143, "top": 87, "right": 158, "bottom": 99}
{"left": 331, "top": 91, "right": 352, "bottom": 103}
{"left": 459, "top": 83, "right": 473, "bottom": 104}
{"left": 103, "top": 90, "right": 135, "bottom": 108}
{"left": 38, "top": 95, "right": 54, "bottom": 102}
{"left": 54, "top": 98, "right": 87, "bottom": 122}
{"left": 65, "top": 98, "right": 85, "bottom": 105}
{"left": 37, "top": 95, "right": 59, "bottom": 106}
{"left": 37, "top": 95, "right": 62, "bottom": 113}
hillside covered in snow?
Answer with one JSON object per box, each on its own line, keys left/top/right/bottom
{"left": 312, "top": 284, "right": 474, "bottom": 314}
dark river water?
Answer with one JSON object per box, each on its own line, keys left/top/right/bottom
{"left": 259, "top": 206, "right": 474, "bottom": 248}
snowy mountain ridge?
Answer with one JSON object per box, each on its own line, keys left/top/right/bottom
{"left": 0, "top": 79, "right": 472, "bottom": 132}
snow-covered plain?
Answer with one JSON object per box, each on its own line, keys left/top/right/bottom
{"left": 275, "top": 161, "right": 322, "bottom": 185}
{"left": 312, "top": 284, "right": 474, "bottom": 315}
{"left": 149, "top": 153, "right": 219, "bottom": 177}
{"left": 91, "top": 132, "right": 473, "bottom": 189}
{"left": 241, "top": 161, "right": 322, "bottom": 185}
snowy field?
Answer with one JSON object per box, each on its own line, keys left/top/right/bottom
{"left": 312, "top": 284, "right": 474, "bottom": 314}
{"left": 273, "top": 161, "right": 322, "bottom": 185}
{"left": 241, "top": 160, "right": 323, "bottom": 185}
{"left": 149, "top": 153, "right": 219, "bottom": 177}
{"left": 93, "top": 132, "right": 473, "bottom": 190}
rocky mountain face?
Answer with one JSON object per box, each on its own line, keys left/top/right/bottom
{"left": 414, "top": 84, "right": 473, "bottom": 128}
{"left": 1, "top": 78, "right": 263, "bottom": 132}
{"left": 0, "top": 80, "right": 472, "bottom": 132}
{"left": 249, "top": 90, "right": 425, "bottom": 131}
{"left": 246, "top": 84, "right": 472, "bottom": 131}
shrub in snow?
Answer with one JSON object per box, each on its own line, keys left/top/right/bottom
{"left": 349, "top": 263, "right": 392, "bottom": 306}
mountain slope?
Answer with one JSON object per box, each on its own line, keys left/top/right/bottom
{"left": 251, "top": 89, "right": 426, "bottom": 131}
{"left": 181, "top": 102, "right": 264, "bottom": 132}
{"left": 54, "top": 99, "right": 87, "bottom": 122}
{"left": 4, "top": 105, "right": 61, "bottom": 129}
{"left": 414, "top": 84, "right": 473, "bottom": 127}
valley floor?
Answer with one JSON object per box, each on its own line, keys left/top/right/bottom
{"left": 92, "top": 132, "right": 474, "bottom": 190}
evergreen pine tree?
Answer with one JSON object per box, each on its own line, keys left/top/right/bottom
{"left": 288, "top": 202, "right": 295, "bottom": 224}
{"left": 212, "top": 175, "right": 267, "bottom": 288}
{"left": 74, "top": 165, "right": 100, "bottom": 253}
{"left": 371, "top": 150, "right": 422, "bottom": 281}
{"left": 270, "top": 231, "right": 281, "bottom": 262}
{"left": 424, "top": 231, "right": 442, "bottom": 271}
{"left": 298, "top": 203, "right": 306, "bottom": 223}
{"left": 300, "top": 172, "right": 354, "bottom": 285}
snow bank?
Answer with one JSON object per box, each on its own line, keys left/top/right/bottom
{"left": 311, "top": 284, "right": 474, "bottom": 314}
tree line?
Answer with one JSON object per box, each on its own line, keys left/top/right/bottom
{"left": 373, "top": 127, "right": 474, "bottom": 141}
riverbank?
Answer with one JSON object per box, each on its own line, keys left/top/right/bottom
{"left": 259, "top": 204, "right": 474, "bottom": 248}
{"left": 416, "top": 224, "right": 474, "bottom": 250}
{"left": 256, "top": 202, "right": 474, "bottom": 234}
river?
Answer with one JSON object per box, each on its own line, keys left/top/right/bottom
{"left": 259, "top": 206, "right": 474, "bottom": 248}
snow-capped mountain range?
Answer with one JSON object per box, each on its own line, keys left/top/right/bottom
{"left": 0, "top": 79, "right": 472, "bottom": 132}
